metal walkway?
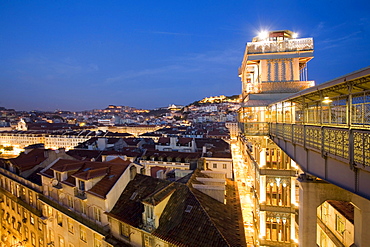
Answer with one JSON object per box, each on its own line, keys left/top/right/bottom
{"left": 266, "top": 66, "right": 370, "bottom": 200}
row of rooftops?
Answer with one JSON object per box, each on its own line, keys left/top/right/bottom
{"left": 107, "top": 172, "right": 245, "bottom": 246}
{"left": 0, "top": 147, "right": 245, "bottom": 246}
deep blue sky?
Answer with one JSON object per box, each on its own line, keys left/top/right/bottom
{"left": 1, "top": 1, "right": 369, "bottom": 111}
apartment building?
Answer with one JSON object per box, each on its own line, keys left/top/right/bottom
{"left": 1, "top": 146, "right": 245, "bottom": 247}
{"left": 0, "top": 149, "right": 74, "bottom": 247}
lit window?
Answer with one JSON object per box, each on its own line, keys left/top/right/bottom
{"left": 144, "top": 235, "right": 153, "bottom": 247}
{"left": 38, "top": 219, "right": 43, "bottom": 231}
{"left": 24, "top": 226, "right": 29, "bottom": 240}
{"left": 223, "top": 164, "right": 227, "bottom": 169}
{"left": 94, "top": 234, "right": 102, "bottom": 247}
{"left": 29, "top": 191, "right": 33, "bottom": 205}
{"left": 93, "top": 207, "right": 101, "bottom": 222}
{"left": 81, "top": 202, "right": 87, "bottom": 215}
{"left": 31, "top": 232, "right": 36, "bottom": 246}
{"left": 335, "top": 214, "right": 345, "bottom": 234}
{"left": 80, "top": 225, "right": 87, "bottom": 242}
{"left": 57, "top": 212, "right": 63, "bottom": 226}
{"left": 68, "top": 218, "right": 74, "bottom": 234}
{"left": 59, "top": 236, "right": 65, "bottom": 247}
{"left": 30, "top": 215, "right": 35, "bottom": 225}
{"left": 120, "top": 223, "right": 129, "bottom": 238}
{"left": 67, "top": 195, "right": 74, "bottom": 208}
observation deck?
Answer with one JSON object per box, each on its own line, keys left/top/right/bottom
{"left": 247, "top": 38, "right": 314, "bottom": 54}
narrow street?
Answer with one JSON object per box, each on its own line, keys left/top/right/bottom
{"left": 231, "top": 142, "right": 255, "bottom": 247}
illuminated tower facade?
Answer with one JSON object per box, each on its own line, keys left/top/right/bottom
{"left": 237, "top": 30, "right": 314, "bottom": 246}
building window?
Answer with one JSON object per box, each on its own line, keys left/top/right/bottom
{"left": 223, "top": 164, "right": 227, "bottom": 169}
{"left": 59, "top": 236, "right": 65, "bottom": 247}
{"left": 24, "top": 226, "right": 29, "bottom": 241}
{"left": 68, "top": 218, "right": 74, "bottom": 234}
{"left": 213, "top": 163, "right": 217, "bottom": 169}
{"left": 29, "top": 191, "right": 33, "bottom": 205}
{"left": 39, "top": 238, "right": 44, "bottom": 247}
{"left": 335, "top": 214, "right": 345, "bottom": 234}
{"left": 31, "top": 232, "right": 36, "bottom": 246}
{"left": 144, "top": 235, "right": 153, "bottom": 247}
{"left": 16, "top": 184, "right": 20, "bottom": 197}
{"left": 79, "top": 180, "right": 85, "bottom": 191}
{"left": 93, "top": 207, "right": 101, "bottom": 222}
{"left": 266, "top": 181, "right": 290, "bottom": 207}
{"left": 120, "top": 223, "right": 129, "bottom": 238}
{"left": 11, "top": 217, "right": 16, "bottom": 228}
{"left": 266, "top": 217, "right": 289, "bottom": 242}
{"left": 81, "top": 201, "right": 87, "bottom": 215}
{"left": 30, "top": 214, "right": 35, "bottom": 225}
{"left": 57, "top": 212, "right": 63, "bottom": 226}
{"left": 47, "top": 229, "right": 54, "bottom": 246}
{"left": 80, "top": 225, "right": 87, "bottom": 242}
{"left": 23, "top": 210, "right": 28, "bottom": 221}
{"left": 67, "top": 195, "right": 74, "bottom": 209}
{"left": 38, "top": 219, "right": 43, "bottom": 231}
{"left": 56, "top": 172, "right": 62, "bottom": 181}
{"left": 94, "top": 234, "right": 102, "bottom": 247}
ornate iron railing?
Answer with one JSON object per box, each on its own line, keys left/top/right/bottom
{"left": 270, "top": 123, "right": 369, "bottom": 167}
{"left": 249, "top": 81, "right": 315, "bottom": 94}
{"left": 243, "top": 122, "right": 269, "bottom": 136}
{"left": 247, "top": 38, "right": 313, "bottom": 54}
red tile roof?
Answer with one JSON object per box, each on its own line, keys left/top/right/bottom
{"left": 107, "top": 171, "right": 246, "bottom": 247}
{"left": 41, "top": 158, "right": 131, "bottom": 199}
{"left": 7, "top": 148, "right": 48, "bottom": 172}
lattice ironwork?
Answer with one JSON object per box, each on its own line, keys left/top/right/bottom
{"left": 270, "top": 123, "right": 277, "bottom": 136}
{"left": 354, "top": 131, "right": 370, "bottom": 167}
{"left": 283, "top": 124, "right": 292, "bottom": 140}
{"left": 244, "top": 123, "right": 269, "bottom": 136}
{"left": 276, "top": 123, "right": 283, "bottom": 139}
{"left": 323, "top": 128, "right": 349, "bottom": 159}
{"left": 365, "top": 133, "right": 370, "bottom": 166}
{"left": 305, "top": 126, "right": 322, "bottom": 151}
{"left": 353, "top": 131, "right": 364, "bottom": 165}
{"left": 251, "top": 81, "right": 315, "bottom": 94}
{"left": 293, "top": 125, "right": 304, "bottom": 144}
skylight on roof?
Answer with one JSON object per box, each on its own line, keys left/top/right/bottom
{"left": 83, "top": 167, "right": 91, "bottom": 172}
{"left": 130, "top": 192, "right": 138, "bottom": 200}
{"left": 185, "top": 205, "right": 193, "bottom": 213}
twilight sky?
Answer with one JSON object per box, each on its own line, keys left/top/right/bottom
{"left": 0, "top": 1, "right": 369, "bottom": 111}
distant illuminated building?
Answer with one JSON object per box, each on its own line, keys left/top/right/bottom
{"left": 237, "top": 30, "right": 314, "bottom": 246}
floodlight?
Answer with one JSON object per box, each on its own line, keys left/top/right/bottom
{"left": 258, "top": 30, "right": 269, "bottom": 40}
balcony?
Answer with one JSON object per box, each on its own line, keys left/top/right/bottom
{"left": 75, "top": 189, "right": 87, "bottom": 200}
{"left": 248, "top": 81, "right": 315, "bottom": 94}
{"left": 242, "top": 123, "right": 269, "bottom": 136}
{"left": 247, "top": 38, "right": 313, "bottom": 54}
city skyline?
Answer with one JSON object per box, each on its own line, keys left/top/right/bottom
{"left": 1, "top": 0, "right": 369, "bottom": 111}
